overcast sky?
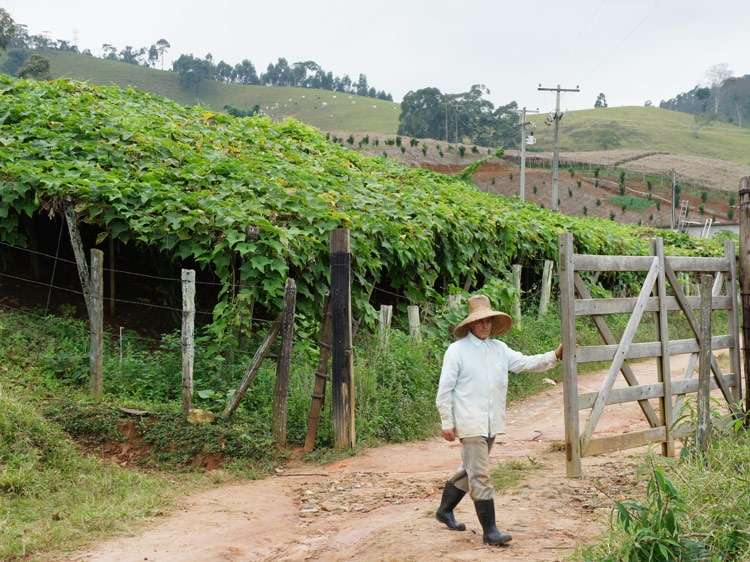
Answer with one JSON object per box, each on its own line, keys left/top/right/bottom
{"left": 5, "top": 0, "right": 748, "bottom": 113}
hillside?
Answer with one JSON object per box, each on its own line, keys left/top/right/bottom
{"left": 527, "top": 106, "right": 750, "bottom": 165}
{"left": 9, "top": 50, "right": 750, "bottom": 170}
{"left": 6, "top": 50, "right": 400, "bottom": 133}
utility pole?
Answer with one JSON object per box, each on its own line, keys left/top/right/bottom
{"left": 538, "top": 84, "right": 579, "bottom": 211}
{"left": 514, "top": 107, "right": 539, "bottom": 202}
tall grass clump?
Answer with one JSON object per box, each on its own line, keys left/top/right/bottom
{"left": 576, "top": 423, "right": 750, "bottom": 561}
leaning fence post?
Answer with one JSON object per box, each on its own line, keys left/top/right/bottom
{"left": 64, "top": 201, "right": 91, "bottom": 316}
{"left": 181, "top": 269, "right": 195, "bottom": 415}
{"left": 272, "top": 278, "right": 297, "bottom": 447}
{"left": 89, "top": 249, "right": 104, "bottom": 401}
{"left": 538, "top": 260, "right": 553, "bottom": 319}
{"left": 512, "top": 264, "right": 522, "bottom": 329}
{"left": 407, "top": 305, "right": 421, "bottom": 341}
{"left": 697, "top": 274, "right": 713, "bottom": 456}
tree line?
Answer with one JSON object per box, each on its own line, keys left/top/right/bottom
{"left": 659, "top": 64, "right": 750, "bottom": 128}
{"left": 2, "top": 16, "right": 392, "bottom": 101}
{"left": 397, "top": 84, "right": 520, "bottom": 148}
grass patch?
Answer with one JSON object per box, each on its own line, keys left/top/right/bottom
{"left": 609, "top": 195, "right": 657, "bottom": 211}
{"left": 490, "top": 457, "right": 542, "bottom": 493}
{"left": 575, "top": 424, "right": 750, "bottom": 561}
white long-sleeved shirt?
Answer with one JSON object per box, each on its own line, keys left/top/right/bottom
{"left": 435, "top": 332, "right": 558, "bottom": 438}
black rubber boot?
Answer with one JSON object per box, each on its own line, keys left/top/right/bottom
{"left": 474, "top": 499, "right": 512, "bottom": 545}
{"left": 435, "top": 481, "right": 466, "bottom": 531}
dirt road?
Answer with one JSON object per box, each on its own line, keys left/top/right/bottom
{"left": 66, "top": 356, "right": 691, "bottom": 562}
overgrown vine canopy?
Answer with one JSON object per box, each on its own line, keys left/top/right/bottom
{"left": 0, "top": 76, "right": 726, "bottom": 349}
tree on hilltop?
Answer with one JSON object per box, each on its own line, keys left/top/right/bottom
{"left": 705, "top": 63, "right": 732, "bottom": 114}
{"left": 594, "top": 93, "right": 607, "bottom": 108}
{"left": 156, "top": 38, "right": 170, "bottom": 70}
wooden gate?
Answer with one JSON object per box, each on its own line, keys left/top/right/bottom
{"left": 558, "top": 232, "right": 743, "bottom": 477}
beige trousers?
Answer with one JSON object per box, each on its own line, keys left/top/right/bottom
{"left": 448, "top": 435, "right": 496, "bottom": 501}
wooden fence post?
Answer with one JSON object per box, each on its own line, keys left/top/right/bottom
{"left": 513, "top": 264, "right": 522, "bottom": 329}
{"left": 304, "top": 293, "right": 333, "bottom": 453}
{"left": 740, "top": 178, "right": 750, "bottom": 423}
{"left": 558, "top": 232, "right": 581, "bottom": 477}
{"left": 272, "top": 278, "right": 297, "bottom": 447}
{"left": 538, "top": 260, "right": 553, "bottom": 319}
{"left": 64, "top": 201, "right": 91, "bottom": 316}
{"left": 379, "top": 304, "right": 393, "bottom": 333}
{"left": 407, "top": 305, "right": 421, "bottom": 341}
{"left": 181, "top": 269, "right": 195, "bottom": 415}
{"left": 697, "top": 274, "right": 713, "bottom": 455}
{"left": 89, "top": 249, "right": 103, "bottom": 400}
{"left": 108, "top": 236, "right": 116, "bottom": 316}
{"left": 331, "top": 229, "right": 355, "bottom": 451}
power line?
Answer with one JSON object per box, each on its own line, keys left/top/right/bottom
{"left": 540, "top": 0, "right": 608, "bottom": 83}
{"left": 583, "top": 0, "right": 665, "bottom": 82}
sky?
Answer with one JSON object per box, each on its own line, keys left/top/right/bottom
{"left": 4, "top": 0, "right": 749, "bottom": 113}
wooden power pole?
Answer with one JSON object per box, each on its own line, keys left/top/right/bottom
{"left": 537, "top": 84, "right": 579, "bottom": 211}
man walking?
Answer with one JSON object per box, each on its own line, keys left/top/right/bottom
{"left": 435, "top": 294, "right": 562, "bottom": 545}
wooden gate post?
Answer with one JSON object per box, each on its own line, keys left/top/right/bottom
{"left": 181, "top": 269, "right": 195, "bottom": 415}
{"left": 739, "top": 178, "right": 750, "bottom": 422}
{"left": 725, "top": 240, "right": 742, "bottom": 407}
{"left": 89, "top": 249, "right": 104, "bottom": 400}
{"left": 331, "top": 229, "right": 355, "bottom": 451}
{"left": 697, "top": 274, "right": 713, "bottom": 455}
{"left": 558, "top": 232, "right": 581, "bottom": 477}
{"left": 272, "top": 278, "right": 297, "bottom": 446}
{"left": 538, "top": 260, "right": 553, "bottom": 319}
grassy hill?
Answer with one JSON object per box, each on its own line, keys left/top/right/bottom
{"left": 527, "top": 106, "right": 750, "bottom": 165}
{"left": 8, "top": 50, "right": 750, "bottom": 166}
{"left": 9, "top": 50, "right": 400, "bottom": 134}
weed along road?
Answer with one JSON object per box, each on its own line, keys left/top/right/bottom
{"left": 65, "top": 355, "right": 693, "bottom": 562}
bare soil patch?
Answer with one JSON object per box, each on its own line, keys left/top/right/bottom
{"left": 64, "top": 356, "right": 692, "bottom": 562}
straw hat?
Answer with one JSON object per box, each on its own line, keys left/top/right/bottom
{"left": 453, "top": 295, "right": 512, "bottom": 339}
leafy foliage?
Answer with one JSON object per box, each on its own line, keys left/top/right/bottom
{"left": 0, "top": 76, "right": 726, "bottom": 351}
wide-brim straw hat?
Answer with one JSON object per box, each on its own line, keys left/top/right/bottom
{"left": 453, "top": 294, "right": 512, "bottom": 339}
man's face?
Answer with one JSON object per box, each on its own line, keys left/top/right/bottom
{"left": 470, "top": 317, "right": 493, "bottom": 340}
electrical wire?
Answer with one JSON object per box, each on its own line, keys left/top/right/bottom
{"left": 540, "top": 0, "right": 608, "bottom": 84}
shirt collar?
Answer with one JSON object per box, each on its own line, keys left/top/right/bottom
{"left": 466, "top": 332, "right": 489, "bottom": 347}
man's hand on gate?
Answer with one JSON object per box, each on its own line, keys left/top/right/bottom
{"left": 442, "top": 428, "right": 456, "bottom": 442}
